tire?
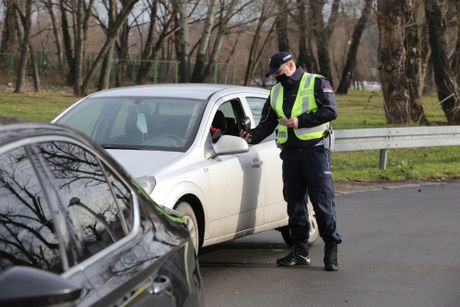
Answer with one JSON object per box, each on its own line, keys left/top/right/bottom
{"left": 175, "top": 201, "right": 200, "bottom": 254}
{"left": 280, "top": 202, "right": 319, "bottom": 246}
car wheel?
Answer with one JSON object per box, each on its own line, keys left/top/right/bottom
{"left": 175, "top": 201, "right": 200, "bottom": 253}
{"left": 280, "top": 202, "right": 319, "bottom": 246}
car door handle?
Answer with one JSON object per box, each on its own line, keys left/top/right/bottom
{"left": 149, "top": 275, "right": 171, "bottom": 295}
{"left": 251, "top": 159, "right": 263, "bottom": 168}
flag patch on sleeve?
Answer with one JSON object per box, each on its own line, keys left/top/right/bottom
{"left": 322, "top": 87, "right": 334, "bottom": 93}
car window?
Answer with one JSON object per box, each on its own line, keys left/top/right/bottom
{"left": 62, "top": 101, "right": 105, "bottom": 137}
{"left": 104, "top": 166, "right": 134, "bottom": 232}
{"left": 214, "top": 99, "right": 246, "bottom": 137}
{"left": 246, "top": 97, "right": 267, "bottom": 126}
{"left": 36, "top": 141, "right": 132, "bottom": 263}
{"left": 0, "top": 146, "right": 63, "bottom": 274}
{"left": 57, "top": 97, "right": 206, "bottom": 152}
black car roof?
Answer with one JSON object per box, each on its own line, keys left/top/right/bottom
{"left": 0, "top": 123, "right": 123, "bottom": 173}
{"left": 0, "top": 123, "right": 87, "bottom": 146}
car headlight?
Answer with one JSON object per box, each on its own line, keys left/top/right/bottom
{"left": 135, "top": 176, "right": 156, "bottom": 194}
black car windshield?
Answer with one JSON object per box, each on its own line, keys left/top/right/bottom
{"left": 57, "top": 97, "right": 206, "bottom": 152}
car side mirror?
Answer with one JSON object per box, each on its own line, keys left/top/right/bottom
{"left": 0, "top": 266, "right": 82, "bottom": 307}
{"left": 212, "top": 135, "right": 249, "bottom": 157}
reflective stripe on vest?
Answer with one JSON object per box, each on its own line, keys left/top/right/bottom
{"left": 270, "top": 73, "right": 329, "bottom": 144}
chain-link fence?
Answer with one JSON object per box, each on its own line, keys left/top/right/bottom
{"left": 0, "top": 52, "right": 237, "bottom": 88}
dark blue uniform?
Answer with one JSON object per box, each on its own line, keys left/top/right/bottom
{"left": 250, "top": 67, "right": 342, "bottom": 245}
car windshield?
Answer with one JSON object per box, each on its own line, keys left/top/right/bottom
{"left": 57, "top": 96, "right": 206, "bottom": 152}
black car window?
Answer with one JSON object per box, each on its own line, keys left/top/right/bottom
{"left": 103, "top": 165, "right": 133, "bottom": 232}
{"left": 0, "top": 146, "right": 63, "bottom": 274}
{"left": 36, "top": 141, "right": 131, "bottom": 263}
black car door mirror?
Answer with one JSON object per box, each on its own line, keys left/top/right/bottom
{"left": 0, "top": 266, "right": 82, "bottom": 307}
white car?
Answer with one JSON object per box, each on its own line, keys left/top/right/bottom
{"left": 53, "top": 84, "right": 318, "bottom": 252}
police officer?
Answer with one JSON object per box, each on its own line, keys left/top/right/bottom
{"left": 240, "top": 51, "right": 342, "bottom": 271}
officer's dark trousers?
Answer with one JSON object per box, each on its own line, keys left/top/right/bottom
{"left": 281, "top": 144, "right": 342, "bottom": 244}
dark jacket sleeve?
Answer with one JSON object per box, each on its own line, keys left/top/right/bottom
{"left": 249, "top": 97, "right": 278, "bottom": 144}
{"left": 297, "top": 77, "right": 338, "bottom": 128}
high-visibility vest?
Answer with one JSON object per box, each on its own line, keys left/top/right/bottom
{"left": 270, "top": 72, "right": 329, "bottom": 144}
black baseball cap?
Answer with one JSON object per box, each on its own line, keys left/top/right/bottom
{"left": 265, "top": 52, "right": 294, "bottom": 77}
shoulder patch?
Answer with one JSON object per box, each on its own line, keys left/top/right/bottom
{"left": 322, "top": 87, "right": 334, "bottom": 93}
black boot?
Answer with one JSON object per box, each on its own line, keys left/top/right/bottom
{"left": 324, "top": 242, "right": 338, "bottom": 271}
{"left": 277, "top": 243, "right": 311, "bottom": 266}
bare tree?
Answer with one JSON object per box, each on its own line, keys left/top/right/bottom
{"left": 96, "top": 0, "right": 119, "bottom": 91}
{"left": 43, "top": 0, "right": 65, "bottom": 75}
{"left": 275, "top": 0, "right": 290, "bottom": 51}
{"left": 173, "top": 0, "right": 190, "bottom": 82}
{"left": 377, "top": 0, "right": 411, "bottom": 124}
{"left": 1, "top": 0, "right": 19, "bottom": 58}
{"left": 114, "top": 9, "right": 130, "bottom": 87}
{"left": 242, "top": 0, "right": 276, "bottom": 85}
{"left": 59, "top": 0, "right": 96, "bottom": 94}
{"left": 190, "top": 0, "right": 241, "bottom": 83}
{"left": 79, "top": 0, "right": 139, "bottom": 95}
{"left": 13, "top": 0, "right": 33, "bottom": 93}
{"left": 310, "top": 0, "right": 340, "bottom": 81}
{"left": 136, "top": 0, "right": 175, "bottom": 84}
{"left": 376, "top": 0, "right": 430, "bottom": 124}
{"left": 450, "top": 0, "right": 460, "bottom": 87}
{"left": 425, "top": 0, "right": 460, "bottom": 124}
{"left": 191, "top": 0, "right": 217, "bottom": 82}
{"left": 294, "top": 0, "right": 316, "bottom": 72}
{"left": 336, "top": 0, "right": 373, "bottom": 94}
{"left": 403, "top": 0, "right": 429, "bottom": 124}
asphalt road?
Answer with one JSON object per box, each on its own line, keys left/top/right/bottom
{"left": 198, "top": 181, "right": 460, "bottom": 307}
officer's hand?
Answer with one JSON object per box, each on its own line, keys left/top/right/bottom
{"left": 240, "top": 129, "right": 252, "bottom": 144}
{"left": 283, "top": 117, "right": 298, "bottom": 129}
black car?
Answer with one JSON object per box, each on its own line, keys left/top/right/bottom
{"left": 0, "top": 123, "right": 203, "bottom": 307}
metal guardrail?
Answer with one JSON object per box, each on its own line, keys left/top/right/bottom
{"left": 333, "top": 126, "right": 460, "bottom": 169}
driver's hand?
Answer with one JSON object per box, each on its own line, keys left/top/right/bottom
{"left": 240, "top": 129, "right": 252, "bottom": 144}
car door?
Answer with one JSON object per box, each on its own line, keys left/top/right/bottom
{"left": 34, "top": 139, "right": 181, "bottom": 307}
{"left": 243, "top": 96, "right": 288, "bottom": 225}
{"left": 206, "top": 98, "right": 265, "bottom": 239}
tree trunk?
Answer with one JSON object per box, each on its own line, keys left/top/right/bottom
{"left": 275, "top": 0, "right": 290, "bottom": 51}
{"left": 73, "top": 0, "right": 85, "bottom": 95}
{"left": 244, "top": 1, "right": 266, "bottom": 85}
{"left": 14, "top": 0, "right": 33, "bottom": 93}
{"left": 310, "top": 0, "right": 337, "bottom": 81}
{"left": 451, "top": 0, "right": 460, "bottom": 87}
{"left": 173, "top": 0, "right": 190, "bottom": 82}
{"left": 98, "top": 44, "right": 114, "bottom": 90}
{"left": 1, "top": 0, "right": 19, "bottom": 56}
{"left": 296, "top": 0, "right": 315, "bottom": 72}
{"left": 337, "top": 0, "right": 373, "bottom": 94}
{"left": 98, "top": 0, "right": 117, "bottom": 91}
{"left": 60, "top": 0, "right": 76, "bottom": 86}
{"left": 425, "top": 0, "right": 460, "bottom": 124}
{"left": 29, "top": 44, "right": 40, "bottom": 92}
{"left": 200, "top": 0, "right": 238, "bottom": 82}
{"left": 191, "top": 0, "right": 217, "bottom": 83}
{"left": 45, "top": 0, "right": 65, "bottom": 75}
{"left": 115, "top": 19, "right": 130, "bottom": 87}
{"left": 377, "top": 0, "right": 412, "bottom": 124}
{"left": 404, "top": 0, "right": 429, "bottom": 124}
{"left": 137, "top": 0, "right": 159, "bottom": 84}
